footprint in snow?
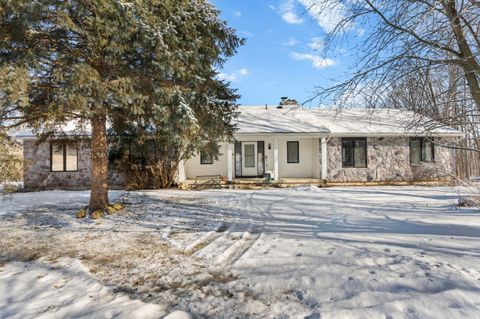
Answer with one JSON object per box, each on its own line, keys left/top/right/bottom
{"left": 369, "top": 270, "right": 376, "bottom": 275}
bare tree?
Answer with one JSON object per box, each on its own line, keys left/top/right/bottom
{"left": 306, "top": 0, "right": 480, "bottom": 109}
{"left": 305, "top": 0, "right": 480, "bottom": 179}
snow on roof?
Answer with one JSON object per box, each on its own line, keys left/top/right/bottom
{"left": 234, "top": 106, "right": 463, "bottom": 137}
{"left": 13, "top": 106, "right": 462, "bottom": 139}
{"left": 235, "top": 106, "right": 330, "bottom": 134}
{"left": 13, "top": 121, "right": 92, "bottom": 139}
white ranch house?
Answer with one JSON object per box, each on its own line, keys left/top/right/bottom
{"left": 181, "top": 106, "right": 462, "bottom": 185}
{"left": 20, "top": 105, "right": 462, "bottom": 190}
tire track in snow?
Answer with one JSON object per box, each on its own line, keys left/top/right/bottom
{"left": 191, "top": 190, "right": 291, "bottom": 269}
{"left": 184, "top": 223, "right": 227, "bottom": 255}
{"left": 191, "top": 192, "right": 265, "bottom": 269}
{"left": 209, "top": 229, "right": 261, "bottom": 270}
{"left": 207, "top": 190, "right": 286, "bottom": 268}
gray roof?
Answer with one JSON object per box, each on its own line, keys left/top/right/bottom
{"left": 234, "top": 106, "right": 463, "bottom": 137}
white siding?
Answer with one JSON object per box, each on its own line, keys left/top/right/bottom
{"left": 185, "top": 136, "right": 321, "bottom": 179}
{"left": 185, "top": 143, "right": 229, "bottom": 179}
{"left": 278, "top": 137, "right": 317, "bottom": 178}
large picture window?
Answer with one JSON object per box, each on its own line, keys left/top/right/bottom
{"left": 342, "top": 138, "right": 367, "bottom": 168}
{"left": 51, "top": 142, "right": 78, "bottom": 172}
{"left": 287, "top": 141, "right": 299, "bottom": 163}
{"left": 410, "top": 137, "right": 434, "bottom": 165}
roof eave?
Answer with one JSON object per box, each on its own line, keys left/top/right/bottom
{"left": 235, "top": 131, "right": 464, "bottom": 137}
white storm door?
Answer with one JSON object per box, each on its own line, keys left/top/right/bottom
{"left": 242, "top": 142, "right": 257, "bottom": 176}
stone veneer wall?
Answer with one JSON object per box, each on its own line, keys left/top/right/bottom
{"left": 23, "top": 139, "right": 126, "bottom": 190}
{"left": 24, "top": 136, "right": 457, "bottom": 189}
{"left": 321, "top": 136, "right": 456, "bottom": 182}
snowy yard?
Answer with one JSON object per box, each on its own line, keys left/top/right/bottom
{"left": 1, "top": 186, "right": 480, "bottom": 318}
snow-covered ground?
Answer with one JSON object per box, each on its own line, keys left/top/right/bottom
{"left": 1, "top": 186, "right": 480, "bottom": 318}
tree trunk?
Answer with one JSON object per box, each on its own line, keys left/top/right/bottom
{"left": 89, "top": 113, "right": 109, "bottom": 211}
{"left": 443, "top": 0, "right": 480, "bottom": 111}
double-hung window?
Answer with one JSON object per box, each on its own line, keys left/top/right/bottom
{"left": 410, "top": 137, "right": 434, "bottom": 165}
{"left": 51, "top": 141, "right": 78, "bottom": 172}
{"left": 287, "top": 141, "right": 299, "bottom": 163}
{"left": 342, "top": 138, "right": 367, "bottom": 168}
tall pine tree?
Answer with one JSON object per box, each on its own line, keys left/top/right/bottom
{"left": 0, "top": 0, "right": 243, "bottom": 210}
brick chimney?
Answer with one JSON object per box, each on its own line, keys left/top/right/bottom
{"left": 278, "top": 97, "right": 299, "bottom": 108}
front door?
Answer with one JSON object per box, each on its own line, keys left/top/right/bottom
{"left": 242, "top": 142, "right": 257, "bottom": 176}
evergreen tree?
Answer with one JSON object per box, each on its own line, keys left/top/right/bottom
{"left": 0, "top": 132, "right": 23, "bottom": 192}
{"left": 0, "top": 0, "right": 243, "bottom": 210}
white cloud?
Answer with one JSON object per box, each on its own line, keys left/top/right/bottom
{"left": 268, "top": 4, "right": 276, "bottom": 10}
{"left": 279, "top": 0, "right": 303, "bottom": 24}
{"left": 298, "top": 0, "right": 348, "bottom": 33}
{"left": 291, "top": 52, "right": 335, "bottom": 69}
{"left": 282, "top": 11, "right": 303, "bottom": 24}
{"left": 218, "top": 68, "right": 250, "bottom": 82}
{"left": 283, "top": 37, "right": 300, "bottom": 47}
{"left": 277, "top": 0, "right": 352, "bottom": 32}
{"left": 233, "top": 11, "right": 242, "bottom": 17}
{"left": 239, "top": 68, "right": 249, "bottom": 76}
{"left": 308, "top": 37, "right": 324, "bottom": 51}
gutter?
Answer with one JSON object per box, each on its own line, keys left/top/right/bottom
{"left": 235, "top": 131, "right": 464, "bottom": 138}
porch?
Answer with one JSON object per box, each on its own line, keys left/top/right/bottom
{"left": 182, "top": 136, "right": 330, "bottom": 183}
{"left": 229, "top": 136, "right": 329, "bottom": 181}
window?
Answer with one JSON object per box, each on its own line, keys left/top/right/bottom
{"left": 200, "top": 152, "right": 214, "bottom": 165}
{"left": 51, "top": 142, "right": 78, "bottom": 172}
{"left": 410, "top": 137, "right": 434, "bottom": 165}
{"left": 287, "top": 141, "right": 299, "bottom": 163}
{"left": 244, "top": 144, "right": 255, "bottom": 167}
{"left": 342, "top": 138, "right": 367, "bottom": 168}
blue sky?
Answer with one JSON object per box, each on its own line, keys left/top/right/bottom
{"left": 211, "top": 0, "right": 364, "bottom": 106}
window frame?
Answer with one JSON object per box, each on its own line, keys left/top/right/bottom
{"left": 50, "top": 141, "right": 79, "bottom": 172}
{"left": 200, "top": 151, "right": 214, "bottom": 165}
{"left": 341, "top": 137, "right": 367, "bottom": 168}
{"left": 410, "top": 137, "right": 435, "bottom": 165}
{"left": 287, "top": 141, "right": 300, "bottom": 164}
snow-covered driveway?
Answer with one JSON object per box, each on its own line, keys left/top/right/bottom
{"left": 1, "top": 186, "right": 480, "bottom": 318}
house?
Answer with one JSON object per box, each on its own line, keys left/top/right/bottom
{"left": 182, "top": 104, "right": 462, "bottom": 184}
{"left": 19, "top": 103, "right": 463, "bottom": 190}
